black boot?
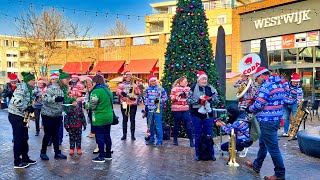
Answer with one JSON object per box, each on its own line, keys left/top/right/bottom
{"left": 131, "top": 130, "right": 136, "bottom": 141}
{"left": 121, "top": 134, "right": 126, "bottom": 140}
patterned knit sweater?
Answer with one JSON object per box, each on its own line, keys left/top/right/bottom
{"left": 8, "top": 82, "right": 33, "bottom": 117}
{"left": 144, "top": 85, "right": 168, "bottom": 112}
{"left": 221, "top": 113, "right": 250, "bottom": 142}
{"left": 170, "top": 85, "right": 190, "bottom": 112}
{"left": 41, "top": 83, "right": 64, "bottom": 117}
{"left": 64, "top": 106, "right": 87, "bottom": 128}
{"left": 283, "top": 82, "right": 303, "bottom": 105}
{"left": 248, "top": 75, "right": 285, "bottom": 122}
{"left": 116, "top": 81, "right": 141, "bottom": 105}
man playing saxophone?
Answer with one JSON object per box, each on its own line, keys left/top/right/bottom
{"left": 8, "top": 72, "right": 36, "bottom": 169}
{"left": 282, "top": 73, "right": 303, "bottom": 137}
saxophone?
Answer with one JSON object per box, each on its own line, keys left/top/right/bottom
{"left": 227, "top": 128, "right": 239, "bottom": 167}
{"left": 23, "top": 110, "right": 35, "bottom": 128}
{"left": 288, "top": 100, "right": 309, "bottom": 139}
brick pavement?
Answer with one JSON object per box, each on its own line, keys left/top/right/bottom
{"left": 0, "top": 105, "right": 320, "bottom": 180}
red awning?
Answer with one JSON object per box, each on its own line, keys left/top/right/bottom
{"left": 92, "top": 60, "right": 125, "bottom": 74}
{"left": 62, "top": 62, "right": 92, "bottom": 74}
{"left": 124, "top": 59, "right": 158, "bottom": 74}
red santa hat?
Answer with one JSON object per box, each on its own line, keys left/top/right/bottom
{"left": 123, "top": 71, "right": 132, "bottom": 77}
{"left": 197, "top": 70, "right": 207, "bottom": 81}
{"left": 8, "top": 73, "right": 18, "bottom": 82}
{"left": 253, "top": 67, "right": 269, "bottom": 79}
{"left": 86, "top": 75, "right": 94, "bottom": 82}
{"left": 71, "top": 73, "right": 79, "bottom": 78}
{"left": 38, "top": 78, "right": 44, "bottom": 83}
{"left": 50, "top": 73, "right": 59, "bottom": 79}
{"left": 148, "top": 74, "right": 157, "bottom": 82}
{"left": 291, "top": 72, "right": 300, "bottom": 82}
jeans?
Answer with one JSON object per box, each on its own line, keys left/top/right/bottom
{"left": 121, "top": 105, "right": 137, "bottom": 135}
{"left": 147, "top": 110, "right": 163, "bottom": 144}
{"left": 95, "top": 125, "right": 112, "bottom": 158}
{"left": 192, "top": 115, "right": 214, "bottom": 156}
{"left": 221, "top": 139, "right": 253, "bottom": 151}
{"left": 34, "top": 108, "right": 41, "bottom": 133}
{"left": 283, "top": 103, "right": 298, "bottom": 133}
{"left": 172, "top": 111, "right": 193, "bottom": 139}
{"left": 88, "top": 110, "right": 93, "bottom": 133}
{"left": 253, "top": 121, "right": 285, "bottom": 178}
{"left": 41, "top": 115, "right": 62, "bottom": 154}
{"left": 9, "top": 113, "right": 30, "bottom": 165}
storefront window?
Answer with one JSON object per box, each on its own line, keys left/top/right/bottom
{"left": 316, "top": 46, "right": 320, "bottom": 62}
{"left": 315, "top": 67, "right": 320, "bottom": 98}
{"left": 300, "top": 68, "right": 313, "bottom": 99}
{"left": 298, "top": 47, "right": 313, "bottom": 64}
{"left": 268, "top": 50, "right": 281, "bottom": 65}
{"left": 283, "top": 48, "right": 297, "bottom": 64}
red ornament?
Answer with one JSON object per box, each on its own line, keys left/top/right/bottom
{"left": 180, "top": 8, "right": 184, "bottom": 12}
{"left": 179, "top": 38, "right": 182, "bottom": 42}
{"left": 198, "top": 40, "right": 201, "bottom": 42}
{"left": 202, "top": 51, "right": 205, "bottom": 55}
{"left": 191, "top": 68, "right": 194, "bottom": 71}
{"left": 198, "top": 58, "right": 201, "bottom": 60}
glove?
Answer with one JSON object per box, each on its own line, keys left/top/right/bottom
{"left": 178, "top": 91, "right": 186, "bottom": 97}
{"left": 55, "top": 96, "right": 64, "bottom": 102}
{"left": 83, "top": 126, "right": 86, "bottom": 131}
{"left": 26, "top": 105, "right": 35, "bottom": 113}
{"left": 121, "top": 92, "right": 127, "bottom": 97}
{"left": 154, "top": 98, "right": 159, "bottom": 104}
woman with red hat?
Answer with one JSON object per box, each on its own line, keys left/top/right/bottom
{"left": 2, "top": 73, "right": 19, "bottom": 108}
{"left": 282, "top": 72, "right": 303, "bottom": 137}
{"left": 33, "top": 78, "right": 47, "bottom": 136}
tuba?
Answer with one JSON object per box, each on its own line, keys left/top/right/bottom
{"left": 236, "top": 78, "right": 252, "bottom": 99}
{"left": 288, "top": 100, "right": 309, "bottom": 139}
{"left": 227, "top": 128, "right": 239, "bottom": 167}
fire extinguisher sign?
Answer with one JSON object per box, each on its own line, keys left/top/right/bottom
{"left": 239, "top": 54, "right": 261, "bottom": 75}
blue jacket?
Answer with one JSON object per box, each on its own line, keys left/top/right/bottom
{"left": 248, "top": 75, "right": 285, "bottom": 122}
{"left": 283, "top": 82, "right": 303, "bottom": 105}
{"left": 144, "top": 85, "right": 168, "bottom": 112}
{"left": 222, "top": 113, "right": 250, "bottom": 142}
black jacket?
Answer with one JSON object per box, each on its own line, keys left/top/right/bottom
{"left": 1, "top": 83, "right": 15, "bottom": 100}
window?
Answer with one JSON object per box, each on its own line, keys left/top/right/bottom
{"left": 315, "top": 46, "right": 320, "bottom": 62}
{"left": 283, "top": 48, "right": 297, "bottom": 64}
{"left": 4, "top": 40, "right": 9, "bottom": 47}
{"left": 217, "top": 15, "right": 227, "bottom": 25}
{"left": 268, "top": 50, "right": 282, "bottom": 65}
{"left": 12, "top": 41, "right": 18, "bottom": 47}
{"left": 226, "top": 56, "right": 232, "bottom": 72}
{"left": 20, "top": 52, "right": 25, "bottom": 57}
{"left": 6, "top": 54, "right": 18, "bottom": 57}
{"left": 298, "top": 47, "right": 313, "bottom": 64}
{"left": 7, "top": 61, "right": 15, "bottom": 68}
{"left": 168, "top": 6, "right": 176, "bottom": 14}
{"left": 203, "top": 2, "right": 210, "bottom": 10}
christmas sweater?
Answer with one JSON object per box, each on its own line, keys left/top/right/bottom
{"left": 144, "top": 85, "right": 168, "bottom": 112}
{"left": 33, "top": 85, "right": 46, "bottom": 108}
{"left": 41, "top": 83, "right": 64, "bottom": 117}
{"left": 234, "top": 79, "right": 257, "bottom": 108}
{"left": 170, "top": 85, "right": 190, "bottom": 112}
{"left": 69, "top": 80, "right": 85, "bottom": 102}
{"left": 116, "top": 81, "right": 141, "bottom": 105}
{"left": 64, "top": 106, "right": 87, "bottom": 129}
{"left": 283, "top": 82, "right": 303, "bottom": 105}
{"left": 248, "top": 75, "right": 285, "bottom": 122}
{"left": 221, "top": 113, "right": 250, "bottom": 142}
{"left": 8, "top": 82, "right": 33, "bottom": 117}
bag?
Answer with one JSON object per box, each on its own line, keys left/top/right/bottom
{"left": 247, "top": 116, "right": 260, "bottom": 142}
{"left": 162, "top": 122, "right": 171, "bottom": 140}
{"left": 198, "top": 133, "right": 214, "bottom": 161}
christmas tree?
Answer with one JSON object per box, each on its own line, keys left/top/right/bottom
{"left": 161, "top": 0, "right": 224, "bottom": 137}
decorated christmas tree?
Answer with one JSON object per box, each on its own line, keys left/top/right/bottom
{"left": 161, "top": 0, "right": 224, "bottom": 137}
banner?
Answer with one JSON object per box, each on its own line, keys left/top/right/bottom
{"left": 282, "top": 34, "right": 295, "bottom": 49}
{"left": 239, "top": 54, "right": 261, "bottom": 75}
{"left": 295, "top": 33, "right": 307, "bottom": 48}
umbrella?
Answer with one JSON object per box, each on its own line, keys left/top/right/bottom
{"left": 215, "top": 26, "right": 226, "bottom": 102}
{"left": 259, "top": 39, "right": 268, "bottom": 69}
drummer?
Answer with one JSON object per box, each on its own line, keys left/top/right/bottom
{"left": 234, "top": 74, "right": 257, "bottom": 110}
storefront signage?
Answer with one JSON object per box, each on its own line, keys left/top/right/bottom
{"left": 239, "top": 54, "right": 261, "bottom": 75}
{"left": 295, "top": 33, "right": 307, "bottom": 48}
{"left": 254, "top": 10, "right": 311, "bottom": 29}
{"left": 282, "top": 34, "right": 295, "bottom": 49}
{"left": 307, "top": 31, "right": 319, "bottom": 47}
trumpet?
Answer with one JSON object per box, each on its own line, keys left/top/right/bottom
{"left": 23, "top": 111, "right": 35, "bottom": 128}
{"left": 227, "top": 128, "right": 239, "bottom": 167}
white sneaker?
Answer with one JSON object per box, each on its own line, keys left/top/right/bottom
{"left": 282, "top": 133, "right": 289, "bottom": 137}
{"left": 239, "top": 148, "right": 249, "bottom": 158}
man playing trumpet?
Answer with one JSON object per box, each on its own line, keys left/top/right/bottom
{"left": 116, "top": 71, "right": 141, "bottom": 140}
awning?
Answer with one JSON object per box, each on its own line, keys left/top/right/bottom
{"left": 62, "top": 62, "right": 92, "bottom": 74}
{"left": 124, "top": 59, "right": 158, "bottom": 74}
{"left": 92, "top": 60, "right": 125, "bottom": 74}
{"left": 226, "top": 72, "right": 240, "bottom": 79}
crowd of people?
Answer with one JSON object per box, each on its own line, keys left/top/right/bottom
{"left": 5, "top": 66, "right": 303, "bottom": 180}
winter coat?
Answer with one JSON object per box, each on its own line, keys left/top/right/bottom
{"left": 41, "top": 83, "right": 64, "bottom": 117}
{"left": 283, "top": 82, "right": 303, "bottom": 105}
{"left": 144, "top": 85, "right": 168, "bottom": 112}
{"left": 170, "top": 85, "right": 190, "bottom": 112}
{"left": 64, "top": 106, "right": 87, "bottom": 129}
{"left": 116, "top": 81, "right": 141, "bottom": 105}
{"left": 88, "top": 85, "right": 113, "bottom": 126}
{"left": 8, "top": 82, "right": 33, "bottom": 117}
{"left": 221, "top": 113, "right": 250, "bottom": 142}
{"left": 248, "top": 75, "right": 285, "bottom": 122}
{"left": 2, "top": 82, "right": 16, "bottom": 100}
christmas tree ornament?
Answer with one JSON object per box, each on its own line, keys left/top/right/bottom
{"left": 190, "top": 5, "right": 194, "bottom": 9}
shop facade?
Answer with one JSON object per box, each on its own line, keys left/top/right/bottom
{"left": 240, "top": 0, "right": 320, "bottom": 100}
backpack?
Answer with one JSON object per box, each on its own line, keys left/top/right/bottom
{"left": 198, "top": 133, "right": 214, "bottom": 161}
{"left": 162, "top": 122, "right": 171, "bottom": 140}
{"left": 246, "top": 115, "right": 260, "bottom": 142}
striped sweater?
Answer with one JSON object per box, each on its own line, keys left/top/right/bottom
{"left": 170, "top": 85, "right": 190, "bottom": 112}
{"left": 222, "top": 113, "right": 250, "bottom": 142}
{"left": 248, "top": 75, "right": 285, "bottom": 122}
{"left": 144, "top": 85, "right": 168, "bottom": 112}
{"left": 116, "top": 81, "right": 141, "bottom": 105}
{"left": 283, "top": 82, "right": 303, "bottom": 105}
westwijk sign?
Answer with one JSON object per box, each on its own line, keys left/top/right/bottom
{"left": 253, "top": 10, "right": 311, "bottom": 29}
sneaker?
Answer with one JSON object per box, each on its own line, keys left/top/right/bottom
{"left": 239, "top": 148, "right": 249, "bottom": 158}
{"left": 93, "top": 145, "right": 99, "bottom": 154}
{"left": 77, "top": 149, "right": 82, "bottom": 155}
{"left": 92, "top": 157, "right": 105, "bottom": 163}
{"left": 87, "top": 133, "right": 95, "bottom": 138}
{"left": 14, "top": 162, "right": 30, "bottom": 169}
{"left": 69, "top": 149, "right": 74, "bottom": 155}
{"left": 282, "top": 133, "right": 289, "bottom": 137}
{"left": 54, "top": 153, "right": 67, "bottom": 159}
{"left": 23, "top": 159, "right": 37, "bottom": 165}
{"left": 35, "top": 132, "right": 39, "bottom": 136}
{"left": 105, "top": 153, "right": 112, "bottom": 161}
{"left": 40, "top": 153, "right": 49, "bottom": 160}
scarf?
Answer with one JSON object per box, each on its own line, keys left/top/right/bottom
{"left": 192, "top": 83, "right": 205, "bottom": 108}
{"left": 26, "top": 84, "right": 34, "bottom": 106}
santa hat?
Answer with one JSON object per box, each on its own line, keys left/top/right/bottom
{"left": 291, "top": 72, "right": 300, "bottom": 82}
{"left": 8, "top": 73, "right": 18, "bottom": 81}
{"left": 148, "top": 74, "right": 157, "bottom": 82}
{"left": 197, "top": 70, "right": 207, "bottom": 81}
{"left": 38, "top": 78, "right": 44, "bottom": 83}
{"left": 50, "top": 73, "right": 59, "bottom": 79}
{"left": 123, "top": 71, "right": 132, "bottom": 77}
{"left": 253, "top": 67, "right": 269, "bottom": 79}
{"left": 86, "top": 75, "right": 93, "bottom": 82}
{"left": 71, "top": 73, "right": 79, "bottom": 78}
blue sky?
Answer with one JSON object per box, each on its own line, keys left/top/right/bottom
{"left": 0, "top": 0, "right": 165, "bottom": 37}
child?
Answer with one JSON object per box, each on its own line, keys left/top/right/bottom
{"left": 64, "top": 106, "right": 87, "bottom": 155}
